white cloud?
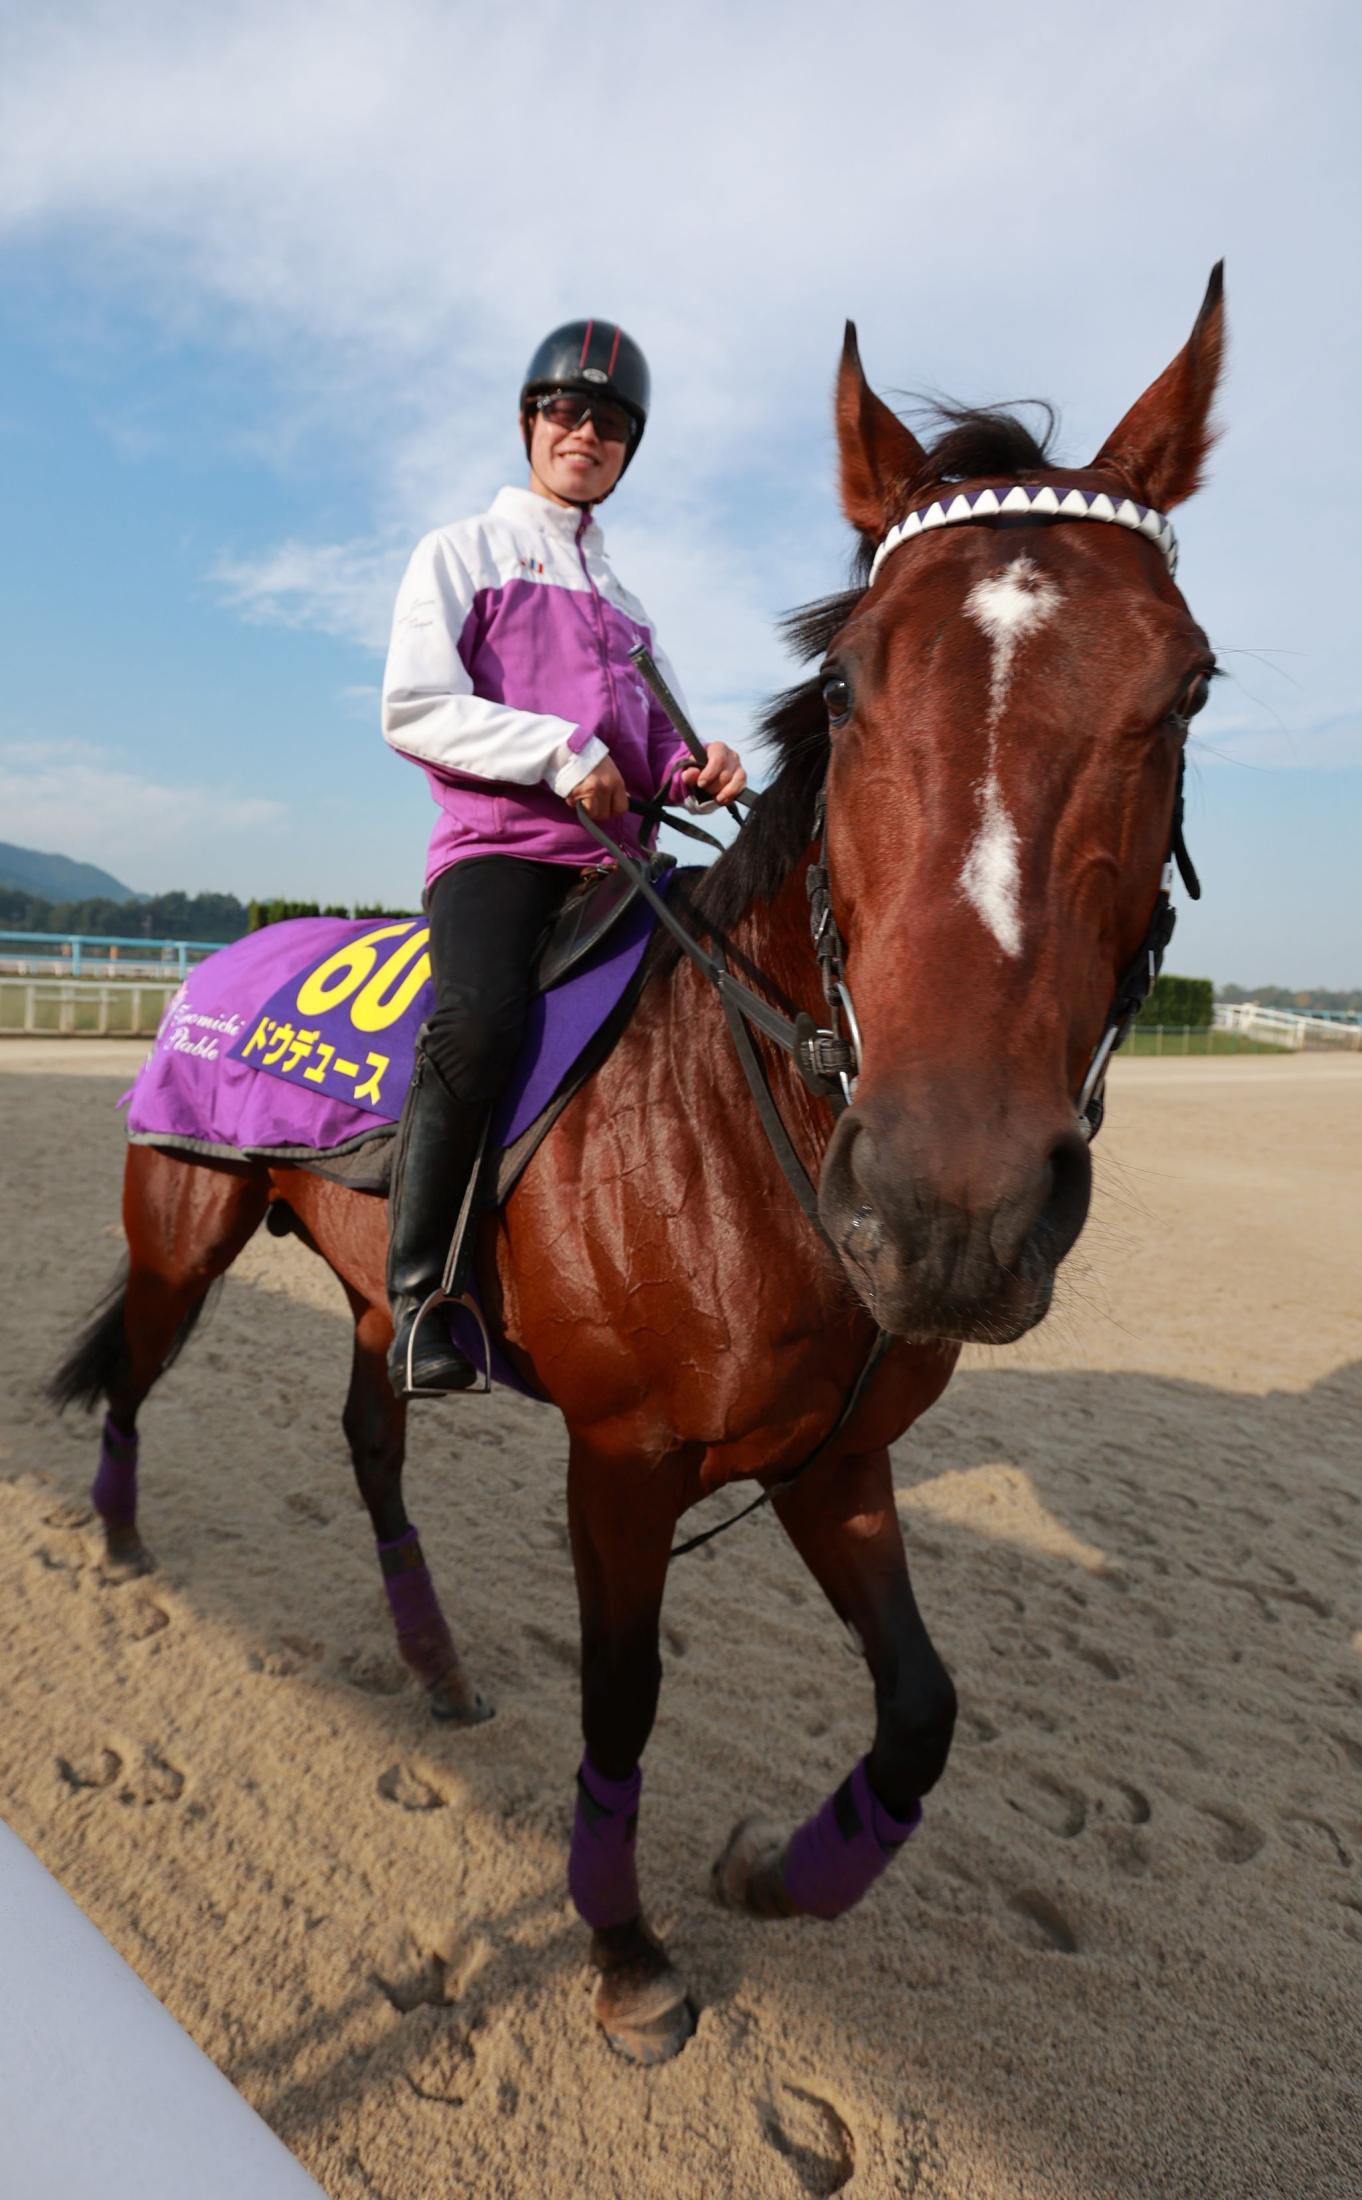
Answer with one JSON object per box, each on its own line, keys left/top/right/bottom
{"left": 213, "top": 536, "right": 404, "bottom": 652}
{"left": 0, "top": 738, "right": 286, "bottom": 893}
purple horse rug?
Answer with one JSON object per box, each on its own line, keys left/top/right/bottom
{"left": 127, "top": 900, "right": 659, "bottom": 1163}
{"left": 125, "top": 898, "right": 664, "bottom": 1397}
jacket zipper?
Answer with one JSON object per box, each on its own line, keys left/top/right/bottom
{"left": 576, "top": 513, "right": 623, "bottom": 747}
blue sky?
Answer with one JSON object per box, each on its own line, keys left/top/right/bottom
{"left": 1, "top": 0, "right": 1358, "bottom": 986}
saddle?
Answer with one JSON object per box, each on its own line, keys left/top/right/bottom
{"left": 533, "top": 851, "right": 672, "bottom": 993}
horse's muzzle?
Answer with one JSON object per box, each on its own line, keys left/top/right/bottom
{"left": 819, "top": 1101, "right": 1092, "bottom": 1343}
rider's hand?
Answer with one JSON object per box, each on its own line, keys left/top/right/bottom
{"left": 682, "top": 743, "right": 747, "bottom": 807}
{"left": 566, "top": 755, "right": 629, "bottom": 821}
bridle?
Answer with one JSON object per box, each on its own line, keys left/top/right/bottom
{"left": 574, "top": 482, "right": 1203, "bottom": 1549}
{"left": 858, "top": 479, "right": 1202, "bottom": 1137}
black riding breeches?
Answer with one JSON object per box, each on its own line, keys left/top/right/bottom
{"left": 421, "top": 856, "right": 577, "bottom": 1106}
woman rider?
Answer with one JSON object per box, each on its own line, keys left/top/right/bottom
{"left": 381, "top": 319, "right": 747, "bottom": 1395}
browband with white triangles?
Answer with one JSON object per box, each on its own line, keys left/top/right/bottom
{"left": 868, "top": 481, "right": 1179, "bottom": 588}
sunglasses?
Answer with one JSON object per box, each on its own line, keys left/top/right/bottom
{"left": 532, "top": 392, "right": 635, "bottom": 445}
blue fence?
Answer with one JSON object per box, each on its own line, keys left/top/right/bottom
{"left": 0, "top": 930, "right": 225, "bottom": 981}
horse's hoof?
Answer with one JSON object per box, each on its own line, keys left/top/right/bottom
{"left": 590, "top": 1917, "right": 696, "bottom": 2067}
{"left": 711, "top": 1816, "right": 798, "bottom": 1919}
{"left": 427, "top": 1666, "right": 494, "bottom": 1725}
{"left": 100, "top": 1526, "right": 156, "bottom": 1580}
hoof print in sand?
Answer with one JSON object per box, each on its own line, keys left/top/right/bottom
{"left": 401, "top": 2006, "right": 477, "bottom": 2106}
{"left": 1198, "top": 1804, "right": 1265, "bottom": 1865}
{"left": 1007, "top": 1771, "right": 1086, "bottom": 1839}
{"left": 59, "top": 1746, "right": 183, "bottom": 1806}
{"left": 141, "top": 1752, "right": 185, "bottom": 1804}
{"left": 36, "top": 1542, "right": 86, "bottom": 1577}
{"left": 42, "top": 1500, "right": 93, "bottom": 1531}
{"left": 57, "top": 1746, "right": 122, "bottom": 1793}
{"left": 1111, "top": 1781, "right": 1151, "bottom": 1825}
{"left": 374, "top": 1949, "right": 449, "bottom": 2013}
{"left": 1006, "top": 1887, "right": 1080, "bottom": 1954}
{"left": 377, "top": 1762, "right": 446, "bottom": 1812}
{"left": 759, "top": 2083, "right": 855, "bottom": 2197}
{"left": 123, "top": 1597, "right": 170, "bottom": 1642}
{"left": 283, "top": 1491, "right": 331, "bottom": 1526}
{"left": 1280, "top": 1813, "right": 1351, "bottom": 1871}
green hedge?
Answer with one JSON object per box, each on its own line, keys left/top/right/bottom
{"left": 1136, "top": 974, "right": 1214, "bottom": 1028}
{"left": 245, "top": 899, "right": 412, "bottom": 931}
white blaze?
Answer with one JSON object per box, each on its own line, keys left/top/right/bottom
{"left": 959, "top": 554, "right": 1062, "bottom": 956}
{"left": 960, "top": 775, "right": 1024, "bottom": 959}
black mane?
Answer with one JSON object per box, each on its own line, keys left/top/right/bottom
{"left": 667, "top": 401, "right": 1057, "bottom": 951}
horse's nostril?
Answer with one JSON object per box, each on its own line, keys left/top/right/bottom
{"left": 1040, "top": 1130, "right": 1092, "bottom": 1257}
{"left": 842, "top": 1203, "right": 884, "bottom": 1264}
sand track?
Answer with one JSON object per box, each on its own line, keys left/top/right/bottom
{"left": 2, "top": 1047, "right": 1359, "bottom": 2197}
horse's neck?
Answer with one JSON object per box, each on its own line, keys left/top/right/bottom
{"left": 724, "top": 847, "right": 824, "bottom": 1022}
{"left": 653, "top": 846, "right": 835, "bottom": 1181}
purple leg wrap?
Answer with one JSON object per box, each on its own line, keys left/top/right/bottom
{"left": 781, "top": 1757, "right": 922, "bottom": 1921}
{"left": 91, "top": 1415, "right": 138, "bottom": 1528}
{"left": 568, "top": 1755, "right": 643, "bottom": 1930}
{"left": 378, "top": 1527, "right": 458, "bottom": 1688}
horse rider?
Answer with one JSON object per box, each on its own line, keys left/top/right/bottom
{"left": 380, "top": 318, "right": 748, "bottom": 1396}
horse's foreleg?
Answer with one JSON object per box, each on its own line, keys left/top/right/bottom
{"left": 92, "top": 1149, "right": 269, "bottom": 1574}
{"left": 566, "top": 1436, "right": 694, "bottom": 2066}
{"left": 338, "top": 1291, "right": 490, "bottom": 1727}
{"left": 713, "top": 1444, "right": 956, "bottom": 1922}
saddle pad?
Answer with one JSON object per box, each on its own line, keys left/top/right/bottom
{"left": 126, "top": 895, "right": 661, "bottom": 1163}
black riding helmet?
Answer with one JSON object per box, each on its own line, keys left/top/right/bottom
{"left": 520, "top": 320, "right": 651, "bottom": 494}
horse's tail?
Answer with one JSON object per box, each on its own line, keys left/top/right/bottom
{"left": 46, "top": 1263, "right": 218, "bottom": 1413}
{"left": 47, "top": 1264, "right": 132, "bottom": 1412}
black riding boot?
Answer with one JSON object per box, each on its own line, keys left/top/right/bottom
{"left": 385, "top": 1053, "right": 485, "bottom": 1397}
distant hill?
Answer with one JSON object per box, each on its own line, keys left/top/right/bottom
{"left": 0, "top": 842, "right": 137, "bottom": 904}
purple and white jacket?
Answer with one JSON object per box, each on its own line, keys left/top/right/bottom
{"left": 381, "top": 485, "right": 693, "bottom": 888}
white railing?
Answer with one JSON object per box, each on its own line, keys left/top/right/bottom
{"left": 1214, "top": 1003, "right": 1362, "bottom": 1051}
{"left": 0, "top": 979, "right": 177, "bottom": 1037}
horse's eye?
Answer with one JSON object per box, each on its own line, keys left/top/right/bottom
{"left": 1180, "top": 672, "right": 1211, "bottom": 721}
{"left": 822, "top": 672, "right": 852, "bottom": 727}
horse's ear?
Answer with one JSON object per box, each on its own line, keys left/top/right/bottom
{"left": 836, "top": 322, "right": 928, "bottom": 538}
{"left": 1092, "top": 263, "right": 1226, "bottom": 512}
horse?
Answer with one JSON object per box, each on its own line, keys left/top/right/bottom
{"left": 51, "top": 267, "right": 1225, "bottom": 2065}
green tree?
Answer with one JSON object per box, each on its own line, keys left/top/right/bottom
{"left": 1137, "top": 974, "right": 1214, "bottom": 1027}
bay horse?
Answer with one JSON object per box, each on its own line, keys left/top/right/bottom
{"left": 52, "top": 268, "right": 1224, "bottom": 2064}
